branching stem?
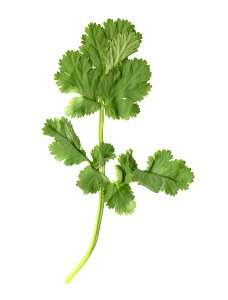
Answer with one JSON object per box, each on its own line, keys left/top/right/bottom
{"left": 64, "top": 105, "right": 105, "bottom": 283}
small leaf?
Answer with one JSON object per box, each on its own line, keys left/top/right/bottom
{"left": 42, "top": 117, "right": 87, "bottom": 165}
{"left": 104, "top": 32, "right": 141, "bottom": 74}
{"left": 91, "top": 143, "right": 116, "bottom": 168}
{"left": 134, "top": 150, "right": 194, "bottom": 195}
{"left": 65, "top": 96, "right": 101, "bottom": 118}
{"left": 80, "top": 23, "right": 108, "bottom": 73}
{"left": 105, "top": 98, "right": 140, "bottom": 120}
{"left": 103, "top": 18, "right": 136, "bottom": 40}
{"left": 49, "top": 140, "right": 86, "bottom": 166}
{"left": 77, "top": 166, "right": 109, "bottom": 194}
{"left": 116, "top": 149, "right": 138, "bottom": 183}
{"left": 104, "top": 183, "right": 136, "bottom": 215}
{"left": 43, "top": 117, "right": 81, "bottom": 147}
{"left": 115, "top": 165, "right": 124, "bottom": 183}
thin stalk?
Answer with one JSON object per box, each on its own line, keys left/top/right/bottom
{"left": 64, "top": 106, "right": 105, "bottom": 284}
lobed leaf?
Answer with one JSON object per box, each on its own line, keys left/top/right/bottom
{"left": 104, "top": 32, "right": 141, "bottom": 74}
{"left": 55, "top": 50, "right": 100, "bottom": 99}
{"left": 91, "top": 143, "right": 116, "bottom": 169}
{"left": 104, "top": 98, "right": 140, "bottom": 120}
{"left": 49, "top": 140, "right": 86, "bottom": 166}
{"left": 42, "top": 117, "right": 87, "bottom": 165}
{"left": 118, "top": 58, "right": 151, "bottom": 102}
{"left": 54, "top": 20, "right": 151, "bottom": 121}
{"left": 104, "top": 183, "right": 136, "bottom": 215}
{"left": 99, "top": 58, "right": 151, "bottom": 119}
{"left": 103, "top": 18, "right": 136, "bottom": 40}
{"left": 80, "top": 23, "right": 108, "bottom": 73}
{"left": 77, "top": 166, "right": 109, "bottom": 194}
{"left": 134, "top": 150, "right": 194, "bottom": 195}
{"left": 65, "top": 96, "right": 101, "bottom": 118}
{"left": 80, "top": 19, "right": 142, "bottom": 76}
{"left": 116, "top": 149, "right": 138, "bottom": 183}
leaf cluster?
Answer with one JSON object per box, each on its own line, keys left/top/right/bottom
{"left": 55, "top": 19, "right": 151, "bottom": 120}
{"left": 43, "top": 19, "right": 194, "bottom": 216}
{"left": 43, "top": 118, "right": 194, "bottom": 215}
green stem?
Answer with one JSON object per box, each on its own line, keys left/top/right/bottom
{"left": 64, "top": 106, "right": 105, "bottom": 284}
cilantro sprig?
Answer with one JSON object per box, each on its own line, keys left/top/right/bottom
{"left": 42, "top": 18, "right": 194, "bottom": 283}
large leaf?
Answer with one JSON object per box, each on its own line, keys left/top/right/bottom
{"left": 99, "top": 58, "right": 151, "bottom": 119}
{"left": 80, "top": 20, "right": 142, "bottom": 75}
{"left": 54, "top": 21, "right": 150, "bottom": 120}
{"left": 54, "top": 50, "right": 101, "bottom": 116}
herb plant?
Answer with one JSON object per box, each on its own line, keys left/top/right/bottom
{"left": 42, "top": 19, "right": 194, "bottom": 283}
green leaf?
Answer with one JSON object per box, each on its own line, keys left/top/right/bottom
{"left": 80, "top": 20, "right": 142, "bottom": 75}
{"left": 104, "top": 183, "right": 136, "bottom": 215}
{"left": 65, "top": 96, "right": 101, "bottom": 118}
{"left": 105, "top": 98, "right": 140, "bottom": 120}
{"left": 116, "top": 149, "right": 138, "bottom": 183}
{"left": 117, "top": 58, "right": 151, "bottom": 102}
{"left": 115, "top": 165, "right": 124, "bottom": 183}
{"left": 103, "top": 18, "right": 136, "bottom": 40}
{"left": 77, "top": 166, "right": 109, "bottom": 194}
{"left": 43, "top": 117, "right": 80, "bottom": 145}
{"left": 42, "top": 117, "right": 87, "bottom": 165}
{"left": 54, "top": 50, "right": 100, "bottom": 100}
{"left": 55, "top": 50, "right": 89, "bottom": 94}
{"left": 99, "top": 58, "right": 151, "bottom": 119}
{"left": 49, "top": 140, "right": 86, "bottom": 166}
{"left": 91, "top": 143, "right": 115, "bottom": 168}
{"left": 134, "top": 150, "right": 194, "bottom": 195}
{"left": 104, "top": 32, "right": 141, "bottom": 74}
{"left": 80, "top": 23, "right": 108, "bottom": 73}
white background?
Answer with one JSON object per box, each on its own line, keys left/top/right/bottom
{"left": 0, "top": 0, "right": 228, "bottom": 299}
